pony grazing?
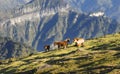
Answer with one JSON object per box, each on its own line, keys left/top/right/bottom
{"left": 54, "top": 38, "right": 70, "bottom": 49}
{"left": 44, "top": 45, "right": 50, "bottom": 52}
{"left": 73, "top": 38, "right": 85, "bottom": 47}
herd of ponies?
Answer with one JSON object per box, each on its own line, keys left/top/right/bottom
{"left": 44, "top": 38, "right": 85, "bottom": 52}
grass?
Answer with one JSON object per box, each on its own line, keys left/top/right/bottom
{"left": 0, "top": 33, "right": 120, "bottom": 74}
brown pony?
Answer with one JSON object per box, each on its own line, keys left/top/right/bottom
{"left": 54, "top": 38, "right": 70, "bottom": 49}
{"left": 73, "top": 38, "right": 84, "bottom": 47}
{"left": 44, "top": 45, "right": 50, "bottom": 52}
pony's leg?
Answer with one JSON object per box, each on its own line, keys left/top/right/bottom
{"left": 64, "top": 45, "right": 66, "bottom": 49}
{"left": 58, "top": 45, "right": 60, "bottom": 49}
{"left": 47, "top": 48, "right": 49, "bottom": 51}
{"left": 74, "top": 42, "right": 77, "bottom": 46}
{"left": 45, "top": 49, "right": 47, "bottom": 52}
{"left": 77, "top": 43, "right": 81, "bottom": 47}
{"left": 81, "top": 43, "right": 84, "bottom": 47}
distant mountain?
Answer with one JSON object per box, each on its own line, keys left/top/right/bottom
{"left": 1, "top": 0, "right": 120, "bottom": 21}
{"left": 0, "top": 0, "right": 33, "bottom": 10}
{"left": 0, "top": 0, "right": 120, "bottom": 51}
{"left": 0, "top": 0, "right": 70, "bottom": 51}
{"left": 0, "top": 37, "right": 35, "bottom": 60}
{"left": 66, "top": 0, "right": 120, "bottom": 22}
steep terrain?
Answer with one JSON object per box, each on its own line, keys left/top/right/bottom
{"left": 0, "top": 33, "right": 120, "bottom": 74}
{"left": 0, "top": 0, "right": 70, "bottom": 51}
{"left": 66, "top": 0, "right": 120, "bottom": 22}
{"left": 0, "top": 0, "right": 120, "bottom": 51}
{"left": 0, "top": 37, "right": 35, "bottom": 60}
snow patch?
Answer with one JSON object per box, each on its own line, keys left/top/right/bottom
{"left": 73, "top": 14, "right": 79, "bottom": 23}
{"left": 89, "top": 12, "right": 104, "bottom": 17}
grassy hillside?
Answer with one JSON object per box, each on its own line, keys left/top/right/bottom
{"left": 0, "top": 33, "right": 120, "bottom": 74}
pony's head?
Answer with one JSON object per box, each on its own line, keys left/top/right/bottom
{"left": 65, "top": 38, "right": 70, "bottom": 43}
{"left": 73, "top": 38, "right": 78, "bottom": 43}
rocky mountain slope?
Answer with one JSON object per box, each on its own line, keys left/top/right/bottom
{"left": 0, "top": 33, "right": 120, "bottom": 74}
{"left": 0, "top": 0, "right": 120, "bottom": 51}
{"left": 66, "top": 0, "right": 120, "bottom": 22}
{"left": 0, "top": 37, "right": 35, "bottom": 60}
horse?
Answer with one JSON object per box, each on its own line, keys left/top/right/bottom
{"left": 73, "top": 38, "right": 84, "bottom": 47}
{"left": 54, "top": 38, "right": 70, "bottom": 49}
{"left": 44, "top": 45, "right": 50, "bottom": 52}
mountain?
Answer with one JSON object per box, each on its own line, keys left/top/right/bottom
{"left": 0, "top": 33, "right": 120, "bottom": 74}
{"left": 0, "top": 0, "right": 68, "bottom": 51}
{"left": 0, "top": 0, "right": 120, "bottom": 51}
{"left": 66, "top": 0, "right": 120, "bottom": 22}
{"left": 0, "top": 0, "right": 33, "bottom": 11}
{"left": 0, "top": 36, "right": 35, "bottom": 60}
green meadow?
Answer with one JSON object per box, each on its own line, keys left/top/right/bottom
{"left": 0, "top": 33, "right": 120, "bottom": 74}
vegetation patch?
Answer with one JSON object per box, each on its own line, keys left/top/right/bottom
{"left": 0, "top": 33, "right": 120, "bottom": 74}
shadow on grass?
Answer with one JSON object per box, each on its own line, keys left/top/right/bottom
{"left": 0, "top": 62, "right": 38, "bottom": 74}
{"left": 90, "top": 43, "right": 120, "bottom": 51}
{"left": 46, "top": 58, "right": 70, "bottom": 65}
{"left": 78, "top": 58, "right": 106, "bottom": 68}
{"left": 37, "top": 70, "right": 77, "bottom": 74}
{"left": 42, "top": 49, "right": 76, "bottom": 59}
{"left": 46, "top": 53, "right": 92, "bottom": 66}
{"left": 46, "top": 50, "right": 76, "bottom": 65}
{"left": 17, "top": 68, "right": 37, "bottom": 74}
{"left": 88, "top": 51, "right": 108, "bottom": 55}
{"left": 113, "top": 52, "right": 120, "bottom": 58}
{"left": 0, "top": 67, "right": 16, "bottom": 74}
{"left": 58, "top": 65, "right": 120, "bottom": 74}
{"left": 22, "top": 48, "right": 77, "bottom": 62}
{"left": 81, "top": 65, "right": 120, "bottom": 74}
{"left": 77, "top": 57, "right": 120, "bottom": 74}
{"left": 36, "top": 67, "right": 56, "bottom": 74}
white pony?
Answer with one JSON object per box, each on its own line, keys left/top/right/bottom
{"left": 73, "top": 38, "right": 85, "bottom": 47}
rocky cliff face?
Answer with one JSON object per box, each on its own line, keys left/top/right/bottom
{"left": 66, "top": 0, "right": 120, "bottom": 22}
{"left": 0, "top": 0, "right": 120, "bottom": 51}
{"left": 0, "top": 37, "right": 34, "bottom": 60}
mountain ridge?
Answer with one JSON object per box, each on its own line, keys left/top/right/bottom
{"left": 66, "top": 0, "right": 120, "bottom": 22}
{"left": 0, "top": 0, "right": 120, "bottom": 51}
{"left": 0, "top": 36, "right": 35, "bottom": 60}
